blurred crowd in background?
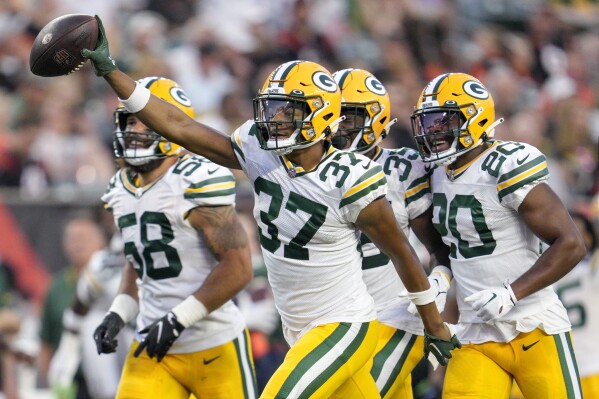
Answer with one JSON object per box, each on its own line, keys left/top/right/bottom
{"left": 1, "top": 0, "right": 599, "bottom": 398}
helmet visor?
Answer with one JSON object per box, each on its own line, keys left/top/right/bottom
{"left": 113, "top": 109, "right": 166, "bottom": 163}
{"left": 411, "top": 110, "right": 463, "bottom": 158}
{"left": 332, "top": 105, "right": 367, "bottom": 150}
{"left": 253, "top": 97, "right": 310, "bottom": 148}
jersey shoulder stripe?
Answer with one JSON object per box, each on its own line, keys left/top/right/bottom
{"left": 173, "top": 155, "right": 236, "bottom": 201}
{"left": 340, "top": 165, "right": 386, "bottom": 208}
{"left": 184, "top": 175, "right": 236, "bottom": 199}
{"left": 377, "top": 147, "right": 430, "bottom": 206}
{"left": 231, "top": 120, "right": 257, "bottom": 163}
{"left": 231, "top": 129, "right": 245, "bottom": 162}
{"left": 497, "top": 155, "right": 548, "bottom": 200}
{"left": 405, "top": 173, "right": 430, "bottom": 205}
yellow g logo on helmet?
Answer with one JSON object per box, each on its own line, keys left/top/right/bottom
{"left": 462, "top": 80, "right": 489, "bottom": 100}
{"left": 312, "top": 71, "right": 338, "bottom": 93}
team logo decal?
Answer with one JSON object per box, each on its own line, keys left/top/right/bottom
{"left": 170, "top": 87, "right": 192, "bottom": 107}
{"left": 312, "top": 72, "right": 338, "bottom": 93}
{"left": 463, "top": 80, "right": 489, "bottom": 99}
{"left": 365, "top": 76, "right": 386, "bottom": 95}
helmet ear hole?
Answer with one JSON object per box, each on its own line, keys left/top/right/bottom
{"left": 479, "top": 118, "right": 488, "bottom": 127}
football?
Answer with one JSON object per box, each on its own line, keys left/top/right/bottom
{"left": 29, "top": 14, "right": 98, "bottom": 77}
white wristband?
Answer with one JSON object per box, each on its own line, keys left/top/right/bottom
{"left": 118, "top": 82, "right": 151, "bottom": 113}
{"left": 407, "top": 285, "right": 437, "bottom": 306}
{"left": 171, "top": 296, "right": 208, "bottom": 328}
{"left": 108, "top": 294, "right": 139, "bottom": 323}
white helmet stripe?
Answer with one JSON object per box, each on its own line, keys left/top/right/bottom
{"left": 270, "top": 61, "right": 302, "bottom": 88}
{"left": 332, "top": 68, "right": 353, "bottom": 87}
{"left": 422, "top": 73, "right": 450, "bottom": 102}
{"left": 137, "top": 76, "right": 160, "bottom": 88}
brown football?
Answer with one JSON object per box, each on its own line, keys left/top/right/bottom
{"left": 29, "top": 14, "right": 98, "bottom": 77}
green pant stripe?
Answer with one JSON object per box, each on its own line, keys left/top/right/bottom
{"left": 234, "top": 328, "right": 257, "bottom": 398}
{"left": 553, "top": 332, "right": 582, "bottom": 398}
{"left": 371, "top": 329, "right": 405, "bottom": 381}
{"left": 564, "top": 332, "right": 582, "bottom": 395}
{"left": 243, "top": 328, "right": 259, "bottom": 396}
{"left": 299, "top": 323, "right": 370, "bottom": 399}
{"left": 379, "top": 333, "right": 417, "bottom": 398}
{"left": 276, "top": 323, "right": 352, "bottom": 398}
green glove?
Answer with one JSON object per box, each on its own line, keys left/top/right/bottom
{"left": 81, "top": 15, "right": 118, "bottom": 76}
{"left": 424, "top": 323, "right": 462, "bottom": 367}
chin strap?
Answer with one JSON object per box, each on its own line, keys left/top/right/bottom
{"left": 327, "top": 115, "right": 346, "bottom": 135}
{"left": 431, "top": 112, "right": 505, "bottom": 167}
{"left": 483, "top": 117, "right": 505, "bottom": 139}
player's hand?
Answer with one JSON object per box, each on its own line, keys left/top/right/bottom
{"left": 80, "top": 15, "right": 117, "bottom": 76}
{"left": 93, "top": 311, "right": 125, "bottom": 354}
{"left": 424, "top": 322, "right": 461, "bottom": 368}
{"left": 48, "top": 330, "right": 80, "bottom": 393}
{"left": 407, "top": 265, "right": 452, "bottom": 315}
{"left": 134, "top": 312, "right": 185, "bottom": 362}
{"left": 465, "top": 283, "right": 518, "bottom": 323}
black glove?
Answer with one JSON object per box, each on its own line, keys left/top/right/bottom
{"left": 134, "top": 312, "right": 185, "bottom": 362}
{"left": 424, "top": 325, "right": 462, "bottom": 366}
{"left": 93, "top": 311, "right": 125, "bottom": 354}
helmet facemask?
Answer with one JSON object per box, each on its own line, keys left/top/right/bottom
{"left": 253, "top": 95, "right": 329, "bottom": 156}
{"left": 411, "top": 106, "right": 471, "bottom": 166}
{"left": 113, "top": 108, "right": 175, "bottom": 171}
{"left": 332, "top": 103, "right": 383, "bottom": 154}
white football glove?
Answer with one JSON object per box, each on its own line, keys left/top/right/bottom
{"left": 464, "top": 283, "right": 518, "bottom": 323}
{"left": 407, "top": 265, "right": 452, "bottom": 315}
{"left": 48, "top": 330, "right": 81, "bottom": 390}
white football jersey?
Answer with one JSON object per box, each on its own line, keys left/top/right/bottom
{"left": 231, "top": 120, "right": 384, "bottom": 340}
{"left": 554, "top": 253, "right": 599, "bottom": 377}
{"left": 77, "top": 235, "right": 133, "bottom": 398}
{"left": 77, "top": 234, "right": 125, "bottom": 311}
{"left": 102, "top": 155, "right": 245, "bottom": 353}
{"left": 429, "top": 140, "right": 570, "bottom": 342}
{"left": 361, "top": 147, "right": 432, "bottom": 335}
